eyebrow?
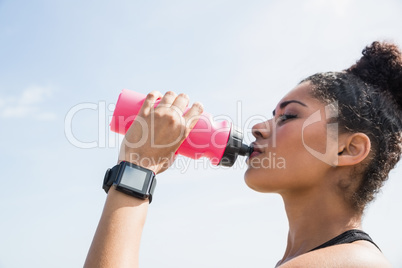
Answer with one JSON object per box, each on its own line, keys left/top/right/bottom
{"left": 272, "top": 100, "right": 308, "bottom": 116}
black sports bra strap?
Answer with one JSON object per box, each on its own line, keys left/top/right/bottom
{"left": 309, "top": 229, "right": 381, "bottom": 252}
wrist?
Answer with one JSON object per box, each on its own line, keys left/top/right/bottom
{"left": 118, "top": 154, "right": 160, "bottom": 174}
{"left": 108, "top": 186, "right": 150, "bottom": 207}
{"left": 118, "top": 159, "right": 159, "bottom": 174}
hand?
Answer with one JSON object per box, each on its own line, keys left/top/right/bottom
{"left": 118, "top": 91, "right": 203, "bottom": 174}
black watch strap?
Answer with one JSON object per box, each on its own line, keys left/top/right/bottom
{"left": 103, "top": 164, "right": 121, "bottom": 193}
{"left": 148, "top": 177, "right": 156, "bottom": 203}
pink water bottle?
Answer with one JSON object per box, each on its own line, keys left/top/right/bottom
{"left": 110, "top": 89, "right": 252, "bottom": 167}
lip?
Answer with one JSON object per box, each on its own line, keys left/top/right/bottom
{"left": 247, "top": 142, "right": 263, "bottom": 160}
{"left": 249, "top": 150, "right": 261, "bottom": 159}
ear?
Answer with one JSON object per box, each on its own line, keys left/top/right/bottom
{"left": 337, "top": 133, "right": 371, "bottom": 166}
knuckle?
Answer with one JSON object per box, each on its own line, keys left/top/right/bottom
{"left": 178, "top": 93, "right": 189, "bottom": 99}
{"left": 147, "top": 91, "right": 160, "bottom": 99}
{"left": 165, "top": 113, "right": 176, "bottom": 123}
{"left": 193, "top": 102, "right": 204, "bottom": 113}
{"left": 165, "top": 91, "right": 176, "bottom": 97}
{"left": 154, "top": 109, "right": 163, "bottom": 117}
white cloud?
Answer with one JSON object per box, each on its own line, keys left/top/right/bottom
{"left": 20, "top": 86, "right": 52, "bottom": 105}
{"left": 1, "top": 105, "right": 33, "bottom": 118}
{"left": 0, "top": 86, "right": 56, "bottom": 120}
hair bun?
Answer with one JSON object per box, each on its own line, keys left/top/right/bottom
{"left": 347, "top": 41, "right": 402, "bottom": 107}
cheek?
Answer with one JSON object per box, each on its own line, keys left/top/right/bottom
{"left": 301, "top": 122, "right": 339, "bottom": 166}
{"left": 301, "top": 123, "right": 328, "bottom": 154}
{"left": 243, "top": 124, "right": 330, "bottom": 192}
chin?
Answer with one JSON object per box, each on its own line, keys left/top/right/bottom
{"left": 244, "top": 169, "right": 267, "bottom": 193}
{"left": 244, "top": 180, "right": 261, "bottom": 192}
{"left": 244, "top": 167, "right": 281, "bottom": 193}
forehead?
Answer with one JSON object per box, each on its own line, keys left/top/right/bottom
{"left": 281, "top": 82, "right": 311, "bottom": 101}
{"left": 277, "top": 81, "right": 323, "bottom": 109}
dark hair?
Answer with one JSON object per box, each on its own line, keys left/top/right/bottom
{"left": 302, "top": 41, "right": 402, "bottom": 212}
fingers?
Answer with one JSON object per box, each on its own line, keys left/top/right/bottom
{"left": 183, "top": 102, "right": 204, "bottom": 130}
{"left": 140, "top": 91, "right": 163, "bottom": 114}
{"left": 171, "top": 93, "right": 189, "bottom": 114}
{"left": 158, "top": 91, "right": 189, "bottom": 113}
{"left": 145, "top": 91, "right": 202, "bottom": 128}
{"left": 157, "top": 91, "right": 189, "bottom": 115}
{"left": 158, "top": 91, "right": 177, "bottom": 106}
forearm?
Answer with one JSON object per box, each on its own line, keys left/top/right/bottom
{"left": 85, "top": 92, "right": 202, "bottom": 267}
{"left": 84, "top": 187, "right": 149, "bottom": 268}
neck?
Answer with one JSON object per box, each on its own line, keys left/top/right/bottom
{"left": 277, "top": 187, "right": 362, "bottom": 265}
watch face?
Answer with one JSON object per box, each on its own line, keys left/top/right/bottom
{"left": 117, "top": 163, "right": 153, "bottom": 195}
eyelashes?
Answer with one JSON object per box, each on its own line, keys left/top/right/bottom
{"left": 276, "top": 113, "right": 297, "bottom": 124}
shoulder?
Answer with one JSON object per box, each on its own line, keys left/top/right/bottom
{"left": 278, "top": 241, "right": 392, "bottom": 268}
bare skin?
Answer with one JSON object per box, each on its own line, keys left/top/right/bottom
{"left": 84, "top": 91, "right": 203, "bottom": 268}
{"left": 246, "top": 82, "right": 390, "bottom": 267}
{"left": 85, "top": 85, "right": 392, "bottom": 267}
{"left": 84, "top": 188, "right": 149, "bottom": 268}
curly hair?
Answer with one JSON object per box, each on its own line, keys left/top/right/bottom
{"left": 301, "top": 41, "right": 402, "bottom": 212}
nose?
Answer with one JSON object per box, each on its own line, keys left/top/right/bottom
{"left": 252, "top": 120, "right": 272, "bottom": 139}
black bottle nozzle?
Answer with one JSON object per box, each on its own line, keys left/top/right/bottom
{"left": 239, "top": 143, "right": 253, "bottom": 156}
{"left": 218, "top": 125, "right": 253, "bottom": 167}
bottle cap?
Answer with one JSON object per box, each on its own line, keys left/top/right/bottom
{"left": 218, "top": 125, "right": 253, "bottom": 167}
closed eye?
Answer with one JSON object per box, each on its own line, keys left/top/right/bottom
{"left": 277, "top": 114, "right": 297, "bottom": 125}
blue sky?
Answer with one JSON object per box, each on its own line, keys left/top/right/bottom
{"left": 1, "top": 0, "right": 402, "bottom": 267}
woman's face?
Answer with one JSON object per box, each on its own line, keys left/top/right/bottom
{"left": 244, "top": 82, "right": 340, "bottom": 194}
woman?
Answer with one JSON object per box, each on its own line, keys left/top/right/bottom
{"left": 85, "top": 41, "right": 402, "bottom": 267}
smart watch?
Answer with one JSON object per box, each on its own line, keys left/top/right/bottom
{"left": 103, "top": 161, "right": 157, "bottom": 203}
